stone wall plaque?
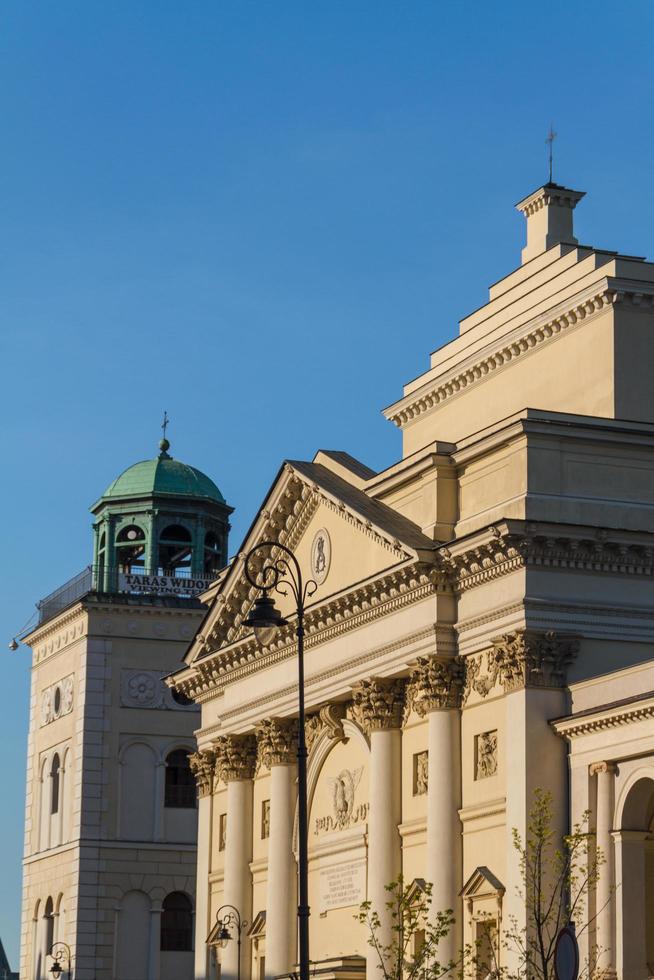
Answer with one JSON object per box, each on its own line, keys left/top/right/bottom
{"left": 319, "top": 859, "right": 366, "bottom": 913}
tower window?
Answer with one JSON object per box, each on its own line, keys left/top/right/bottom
{"left": 158, "top": 524, "right": 192, "bottom": 577}
{"left": 164, "top": 749, "right": 196, "bottom": 808}
{"left": 116, "top": 524, "right": 146, "bottom": 573}
{"left": 204, "top": 531, "right": 223, "bottom": 575}
{"left": 50, "top": 754, "right": 60, "bottom": 815}
{"left": 161, "top": 891, "right": 193, "bottom": 951}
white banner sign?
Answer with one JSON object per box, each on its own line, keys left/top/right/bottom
{"left": 319, "top": 859, "right": 367, "bottom": 913}
{"left": 119, "top": 573, "right": 213, "bottom": 597}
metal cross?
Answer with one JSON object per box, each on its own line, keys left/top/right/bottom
{"left": 546, "top": 124, "right": 557, "bottom": 183}
{"left": 161, "top": 410, "right": 170, "bottom": 439}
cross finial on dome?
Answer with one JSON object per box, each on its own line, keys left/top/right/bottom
{"left": 159, "top": 410, "right": 171, "bottom": 457}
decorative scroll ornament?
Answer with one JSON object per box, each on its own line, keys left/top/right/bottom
{"left": 214, "top": 734, "right": 257, "bottom": 782}
{"left": 256, "top": 717, "right": 299, "bottom": 769}
{"left": 405, "top": 656, "right": 464, "bottom": 719}
{"left": 491, "top": 630, "right": 579, "bottom": 692}
{"left": 189, "top": 749, "right": 216, "bottom": 797}
{"left": 305, "top": 714, "right": 323, "bottom": 753}
{"left": 462, "top": 653, "right": 500, "bottom": 703}
{"left": 351, "top": 677, "right": 405, "bottom": 733}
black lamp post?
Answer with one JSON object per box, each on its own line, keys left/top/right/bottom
{"left": 215, "top": 904, "right": 248, "bottom": 980}
{"left": 243, "top": 541, "right": 316, "bottom": 980}
{"left": 49, "top": 942, "right": 71, "bottom": 979}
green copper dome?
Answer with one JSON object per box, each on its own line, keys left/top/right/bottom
{"left": 101, "top": 450, "right": 225, "bottom": 504}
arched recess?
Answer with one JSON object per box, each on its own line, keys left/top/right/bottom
{"left": 31, "top": 899, "right": 41, "bottom": 980}
{"left": 119, "top": 741, "right": 157, "bottom": 840}
{"left": 55, "top": 892, "right": 65, "bottom": 945}
{"left": 49, "top": 754, "right": 61, "bottom": 848}
{"left": 296, "top": 716, "right": 370, "bottom": 850}
{"left": 61, "top": 748, "right": 72, "bottom": 843}
{"left": 293, "top": 716, "right": 371, "bottom": 963}
{"left": 116, "top": 890, "right": 151, "bottom": 980}
{"left": 38, "top": 756, "right": 50, "bottom": 851}
{"left": 615, "top": 771, "right": 654, "bottom": 980}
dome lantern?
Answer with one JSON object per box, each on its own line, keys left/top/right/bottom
{"left": 90, "top": 436, "right": 232, "bottom": 596}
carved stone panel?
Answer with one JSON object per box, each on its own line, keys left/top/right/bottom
{"left": 475, "top": 731, "right": 498, "bottom": 780}
{"left": 40, "top": 674, "right": 75, "bottom": 726}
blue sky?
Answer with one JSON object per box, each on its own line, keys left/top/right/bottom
{"left": 2, "top": 0, "right": 654, "bottom": 964}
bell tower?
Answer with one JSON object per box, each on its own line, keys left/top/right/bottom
{"left": 19, "top": 439, "right": 233, "bottom": 980}
{"left": 91, "top": 435, "right": 232, "bottom": 594}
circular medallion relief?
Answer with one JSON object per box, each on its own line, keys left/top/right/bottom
{"left": 310, "top": 528, "right": 331, "bottom": 585}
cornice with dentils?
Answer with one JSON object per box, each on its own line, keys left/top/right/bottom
{"left": 384, "top": 283, "right": 654, "bottom": 429}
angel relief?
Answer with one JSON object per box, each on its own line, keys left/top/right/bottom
{"left": 314, "top": 766, "right": 368, "bottom": 835}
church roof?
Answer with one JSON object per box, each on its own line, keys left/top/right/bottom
{"left": 97, "top": 448, "right": 225, "bottom": 506}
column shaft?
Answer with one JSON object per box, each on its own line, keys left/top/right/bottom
{"left": 148, "top": 908, "right": 162, "bottom": 980}
{"left": 194, "top": 791, "right": 213, "bottom": 980}
{"left": 265, "top": 763, "right": 297, "bottom": 980}
{"left": 368, "top": 729, "right": 402, "bottom": 946}
{"left": 427, "top": 708, "right": 461, "bottom": 965}
{"left": 223, "top": 779, "right": 254, "bottom": 980}
{"left": 593, "top": 762, "right": 616, "bottom": 979}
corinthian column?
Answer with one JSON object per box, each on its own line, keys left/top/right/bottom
{"left": 407, "top": 656, "right": 463, "bottom": 967}
{"left": 189, "top": 749, "right": 217, "bottom": 980}
{"left": 352, "top": 678, "right": 404, "bottom": 962}
{"left": 257, "top": 718, "right": 299, "bottom": 980}
{"left": 591, "top": 761, "right": 617, "bottom": 980}
{"left": 215, "top": 734, "right": 257, "bottom": 980}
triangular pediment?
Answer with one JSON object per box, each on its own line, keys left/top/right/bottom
{"left": 183, "top": 454, "right": 437, "bottom": 666}
{"left": 460, "top": 866, "right": 505, "bottom": 900}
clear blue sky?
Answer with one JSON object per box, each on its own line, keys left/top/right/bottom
{"left": 2, "top": 0, "right": 654, "bottom": 965}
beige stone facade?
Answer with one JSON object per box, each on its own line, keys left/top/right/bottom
{"left": 173, "top": 183, "right": 654, "bottom": 980}
{"left": 21, "top": 597, "right": 203, "bottom": 980}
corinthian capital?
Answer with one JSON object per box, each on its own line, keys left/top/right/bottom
{"left": 256, "top": 717, "right": 299, "bottom": 768}
{"left": 406, "top": 656, "right": 464, "bottom": 717}
{"left": 491, "top": 630, "right": 579, "bottom": 693}
{"left": 214, "top": 733, "right": 257, "bottom": 782}
{"left": 188, "top": 749, "right": 216, "bottom": 797}
{"left": 351, "top": 677, "right": 405, "bottom": 733}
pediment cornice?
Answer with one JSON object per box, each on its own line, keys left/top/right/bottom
{"left": 174, "top": 561, "right": 445, "bottom": 702}
{"left": 186, "top": 463, "right": 419, "bottom": 663}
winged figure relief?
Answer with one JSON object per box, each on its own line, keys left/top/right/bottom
{"left": 327, "top": 767, "right": 363, "bottom": 827}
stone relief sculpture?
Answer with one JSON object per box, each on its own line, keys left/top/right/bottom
{"left": 476, "top": 730, "right": 498, "bottom": 779}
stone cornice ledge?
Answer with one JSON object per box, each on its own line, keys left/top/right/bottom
{"left": 441, "top": 519, "right": 654, "bottom": 593}
{"left": 552, "top": 692, "right": 654, "bottom": 739}
{"left": 174, "top": 563, "right": 445, "bottom": 702}
{"left": 384, "top": 283, "right": 651, "bottom": 428}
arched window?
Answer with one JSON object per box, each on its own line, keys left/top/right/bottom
{"left": 50, "top": 755, "right": 60, "bottom": 815}
{"left": 158, "top": 524, "right": 192, "bottom": 577}
{"left": 165, "top": 749, "right": 196, "bottom": 808}
{"left": 160, "top": 892, "right": 193, "bottom": 951}
{"left": 44, "top": 896, "right": 54, "bottom": 953}
{"left": 116, "top": 524, "right": 146, "bottom": 574}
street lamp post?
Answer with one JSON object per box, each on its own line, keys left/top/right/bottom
{"left": 215, "top": 904, "right": 248, "bottom": 980}
{"left": 243, "top": 541, "right": 316, "bottom": 980}
{"left": 49, "top": 942, "right": 71, "bottom": 979}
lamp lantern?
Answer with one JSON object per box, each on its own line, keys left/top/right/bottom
{"left": 243, "top": 593, "right": 288, "bottom": 647}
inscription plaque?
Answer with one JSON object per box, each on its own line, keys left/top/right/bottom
{"left": 319, "top": 859, "right": 366, "bottom": 913}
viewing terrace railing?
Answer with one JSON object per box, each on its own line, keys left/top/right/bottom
{"left": 36, "top": 565, "right": 220, "bottom": 626}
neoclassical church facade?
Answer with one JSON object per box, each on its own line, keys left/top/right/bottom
{"left": 19, "top": 440, "right": 232, "bottom": 980}
{"left": 171, "top": 183, "right": 654, "bottom": 980}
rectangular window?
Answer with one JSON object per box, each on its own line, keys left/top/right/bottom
{"left": 413, "top": 751, "right": 428, "bottom": 795}
{"left": 261, "top": 799, "right": 271, "bottom": 839}
{"left": 475, "top": 919, "right": 497, "bottom": 978}
{"left": 259, "top": 956, "right": 265, "bottom": 980}
{"left": 218, "top": 813, "right": 227, "bottom": 851}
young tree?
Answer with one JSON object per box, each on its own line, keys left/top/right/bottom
{"left": 356, "top": 876, "right": 459, "bottom": 980}
{"left": 475, "top": 788, "right": 603, "bottom": 980}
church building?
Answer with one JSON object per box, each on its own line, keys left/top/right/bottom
{"left": 171, "top": 182, "right": 654, "bottom": 980}
{"left": 19, "top": 437, "right": 232, "bottom": 980}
